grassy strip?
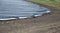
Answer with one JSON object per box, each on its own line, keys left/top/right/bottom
{"left": 27, "top": 0, "right": 60, "bottom": 9}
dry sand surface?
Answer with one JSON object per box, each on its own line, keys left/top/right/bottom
{"left": 0, "top": 4, "right": 60, "bottom": 33}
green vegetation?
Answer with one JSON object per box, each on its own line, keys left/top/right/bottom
{"left": 27, "top": 0, "right": 60, "bottom": 9}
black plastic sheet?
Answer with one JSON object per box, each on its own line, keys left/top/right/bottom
{"left": 0, "top": 0, "right": 50, "bottom": 20}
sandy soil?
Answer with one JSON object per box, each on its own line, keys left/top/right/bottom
{"left": 0, "top": 3, "right": 60, "bottom": 33}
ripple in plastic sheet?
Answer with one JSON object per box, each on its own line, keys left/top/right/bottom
{"left": 0, "top": 0, "right": 50, "bottom": 20}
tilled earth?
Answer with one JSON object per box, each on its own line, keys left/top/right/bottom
{"left": 0, "top": 4, "right": 60, "bottom": 33}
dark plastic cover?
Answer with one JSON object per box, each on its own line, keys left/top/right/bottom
{"left": 0, "top": 0, "right": 50, "bottom": 20}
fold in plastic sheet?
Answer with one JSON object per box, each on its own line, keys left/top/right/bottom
{"left": 0, "top": 0, "right": 50, "bottom": 20}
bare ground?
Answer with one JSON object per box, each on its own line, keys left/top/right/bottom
{"left": 0, "top": 4, "right": 60, "bottom": 33}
